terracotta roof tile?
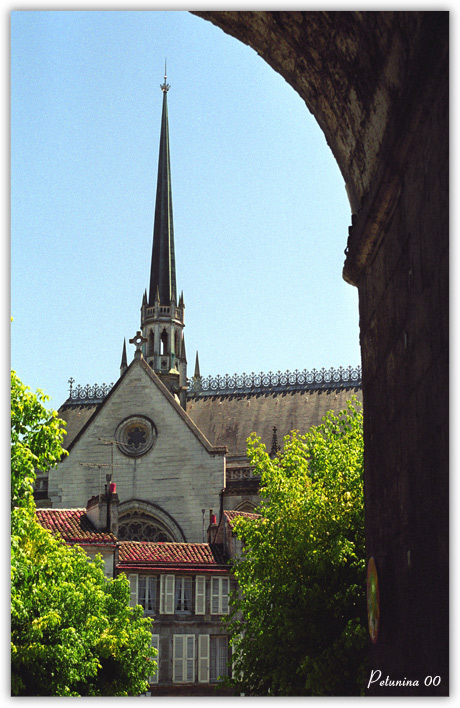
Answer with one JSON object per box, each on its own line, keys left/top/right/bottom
{"left": 223, "top": 510, "right": 261, "bottom": 529}
{"left": 117, "top": 541, "right": 229, "bottom": 571}
{"left": 36, "top": 508, "right": 117, "bottom": 545}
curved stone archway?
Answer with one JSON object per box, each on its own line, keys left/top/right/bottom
{"left": 192, "top": 11, "right": 449, "bottom": 695}
{"left": 117, "top": 499, "right": 187, "bottom": 543}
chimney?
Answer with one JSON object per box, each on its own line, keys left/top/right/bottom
{"left": 86, "top": 481, "right": 119, "bottom": 535}
{"left": 207, "top": 509, "right": 218, "bottom": 543}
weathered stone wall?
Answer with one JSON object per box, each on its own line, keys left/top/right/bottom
{"left": 192, "top": 10, "right": 449, "bottom": 695}
{"left": 358, "top": 56, "right": 449, "bottom": 690}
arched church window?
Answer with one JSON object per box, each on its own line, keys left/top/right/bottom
{"left": 118, "top": 510, "right": 175, "bottom": 542}
{"left": 234, "top": 500, "right": 257, "bottom": 514}
{"left": 148, "top": 330, "right": 154, "bottom": 356}
{"left": 160, "top": 330, "right": 168, "bottom": 355}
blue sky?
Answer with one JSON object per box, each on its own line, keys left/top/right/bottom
{"left": 11, "top": 10, "right": 361, "bottom": 408}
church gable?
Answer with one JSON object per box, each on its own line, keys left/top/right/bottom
{"left": 48, "top": 358, "right": 226, "bottom": 543}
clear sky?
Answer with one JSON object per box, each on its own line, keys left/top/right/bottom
{"left": 11, "top": 9, "right": 361, "bottom": 408}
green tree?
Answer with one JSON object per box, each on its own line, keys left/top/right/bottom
{"left": 226, "top": 399, "right": 367, "bottom": 696}
{"left": 11, "top": 371, "right": 155, "bottom": 696}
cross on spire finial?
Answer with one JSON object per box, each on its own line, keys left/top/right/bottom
{"left": 161, "top": 61, "right": 170, "bottom": 93}
{"left": 129, "top": 330, "right": 148, "bottom": 359}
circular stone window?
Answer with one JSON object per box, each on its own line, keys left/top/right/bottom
{"left": 115, "top": 416, "right": 156, "bottom": 457}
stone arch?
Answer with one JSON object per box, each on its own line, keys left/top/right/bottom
{"left": 234, "top": 499, "right": 257, "bottom": 514}
{"left": 117, "top": 499, "right": 186, "bottom": 543}
{"left": 192, "top": 11, "right": 448, "bottom": 694}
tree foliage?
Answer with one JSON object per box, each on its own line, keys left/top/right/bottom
{"left": 226, "top": 399, "right": 367, "bottom": 696}
{"left": 11, "top": 371, "right": 155, "bottom": 696}
{"left": 11, "top": 370, "right": 66, "bottom": 514}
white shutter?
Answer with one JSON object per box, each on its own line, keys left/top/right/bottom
{"left": 149, "top": 634, "right": 159, "bottom": 684}
{"left": 195, "top": 576, "right": 206, "bottom": 615}
{"left": 128, "top": 574, "right": 138, "bottom": 607}
{"left": 198, "top": 635, "right": 210, "bottom": 683}
{"left": 160, "top": 574, "right": 175, "bottom": 614}
{"left": 173, "top": 635, "right": 195, "bottom": 683}
{"left": 173, "top": 635, "right": 184, "bottom": 683}
{"left": 221, "top": 577, "right": 229, "bottom": 614}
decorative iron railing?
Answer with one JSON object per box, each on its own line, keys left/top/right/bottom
{"left": 65, "top": 365, "right": 361, "bottom": 405}
{"left": 67, "top": 378, "right": 114, "bottom": 404}
{"left": 187, "top": 365, "right": 361, "bottom": 398}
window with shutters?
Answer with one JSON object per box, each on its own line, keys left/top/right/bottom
{"left": 210, "top": 636, "right": 229, "bottom": 683}
{"left": 128, "top": 574, "right": 157, "bottom": 614}
{"left": 211, "top": 576, "right": 229, "bottom": 615}
{"left": 173, "top": 635, "right": 195, "bottom": 683}
{"left": 149, "top": 634, "right": 159, "bottom": 684}
{"left": 138, "top": 576, "right": 157, "bottom": 615}
{"left": 175, "top": 576, "right": 192, "bottom": 613}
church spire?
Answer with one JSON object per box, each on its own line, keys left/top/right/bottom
{"left": 140, "top": 69, "right": 187, "bottom": 408}
{"left": 148, "top": 67, "right": 176, "bottom": 306}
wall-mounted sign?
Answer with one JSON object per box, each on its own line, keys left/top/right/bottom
{"left": 367, "top": 556, "right": 380, "bottom": 644}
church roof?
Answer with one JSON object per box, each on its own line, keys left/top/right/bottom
{"left": 148, "top": 73, "right": 176, "bottom": 306}
{"left": 58, "top": 365, "right": 362, "bottom": 458}
{"left": 186, "top": 385, "right": 362, "bottom": 459}
{"left": 117, "top": 540, "right": 229, "bottom": 573}
{"left": 36, "top": 508, "right": 117, "bottom": 546}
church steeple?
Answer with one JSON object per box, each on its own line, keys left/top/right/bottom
{"left": 140, "top": 69, "right": 187, "bottom": 408}
{"left": 148, "top": 69, "right": 176, "bottom": 306}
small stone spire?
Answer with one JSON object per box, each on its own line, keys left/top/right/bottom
{"left": 120, "top": 338, "right": 128, "bottom": 376}
{"left": 269, "top": 426, "right": 281, "bottom": 458}
{"left": 194, "top": 351, "right": 201, "bottom": 380}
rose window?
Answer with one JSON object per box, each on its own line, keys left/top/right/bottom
{"left": 115, "top": 416, "right": 156, "bottom": 457}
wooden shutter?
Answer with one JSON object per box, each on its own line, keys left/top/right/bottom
{"left": 195, "top": 576, "right": 206, "bottom": 615}
{"left": 198, "top": 634, "right": 210, "bottom": 683}
{"left": 221, "top": 577, "right": 229, "bottom": 614}
{"left": 149, "top": 634, "right": 159, "bottom": 684}
{"left": 128, "top": 574, "right": 138, "bottom": 607}
{"left": 173, "top": 635, "right": 195, "bottom": 683}
{"left": 173, "top": 635, "right": 184, "bottom": 683}
{"left": 160, "top": 574, "right": 175, "bottom": 614}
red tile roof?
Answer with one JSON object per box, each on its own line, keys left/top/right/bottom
{"left": 36, "top": 508, "right": 117, "bottom": 546}
{"left": 222, "top": 510, "right": 261, "bottom": 529}
{"left": 117, "top": 541, "right": 229, "bottom": 573}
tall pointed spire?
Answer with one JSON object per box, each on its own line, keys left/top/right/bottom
{"left": 148, "top": 66, "right": 176, "bottom": 305}
{"left": 140, "top": 68, "right": 187, "bottom": 409}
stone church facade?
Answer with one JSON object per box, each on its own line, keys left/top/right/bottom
{"left": 36, "top": 72, "right": 362, "bottom": 694}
